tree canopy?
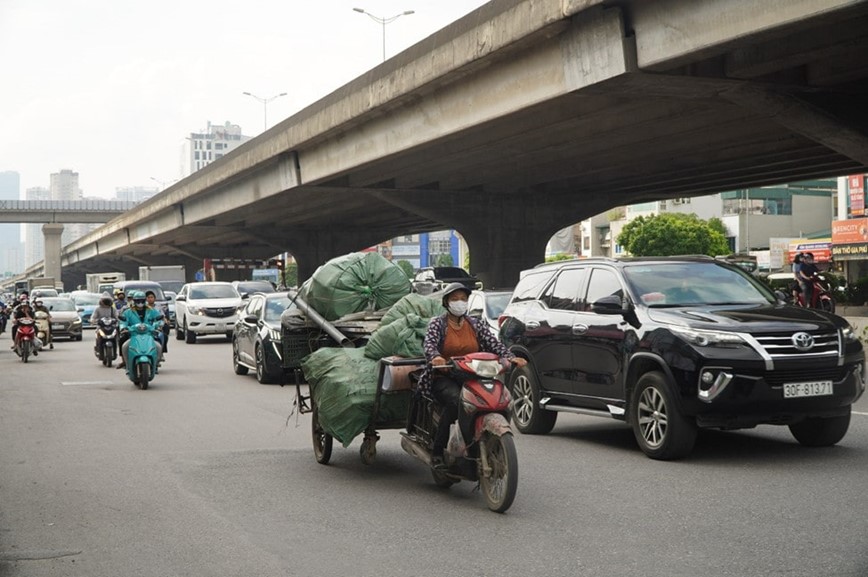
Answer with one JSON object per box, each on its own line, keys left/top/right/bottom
{"left": 616, "top": 213, "right": 731, "bottom": 257}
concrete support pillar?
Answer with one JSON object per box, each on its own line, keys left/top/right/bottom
{"left": 285, "top": 229, "right": 386, "bottom": 284}
{"left": 42, "top": 223, "right": 64, "bottom": 284}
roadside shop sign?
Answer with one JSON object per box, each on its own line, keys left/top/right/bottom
{"left": 849, "top": 174, "right": 866, "bottom": 217}
{"left": 787, "top": 239, "right": 832, "bottom": 263}
{"left": 831, "top": 218, "right": 868, "bottom": 260}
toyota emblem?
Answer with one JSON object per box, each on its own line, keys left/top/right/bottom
{"left": 791, "top": 332, "right": 814, "bottom": 351}
{"left": 216, "top": 308, "right": 223, "bottom": 314}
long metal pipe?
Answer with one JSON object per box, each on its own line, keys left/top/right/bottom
{"left": 288, "top": 291, "right": 355, "bottom": 348}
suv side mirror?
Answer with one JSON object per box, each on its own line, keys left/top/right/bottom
{"left": 175, "top": 295, "right": 186, "bottom": 302}
{"left": 774, "top": 290, "right": 789, "bottom": 303}
{"left": 590, "top": 295, "right": 629, "bottom": 315}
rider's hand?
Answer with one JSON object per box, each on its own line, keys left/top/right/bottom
{"left": 511, "top": 357, "right": 528, "bottom": 368}
{"left": 432, "top": 355, "right": 448, "bottom": 371}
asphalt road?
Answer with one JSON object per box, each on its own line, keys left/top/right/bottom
{"left": 1, "top": 331, "right": 867, "bottom": 577}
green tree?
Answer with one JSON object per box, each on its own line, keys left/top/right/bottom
{"left": 282, "top": 262, "right": 298, "bottom": 288}
{"left": 395, "top": 260, "right": 414, "bottom": 278}
{"left": 435, "top": 253, "right": 454, "bottom": 267}
{"left": 617, "top": 213, "right": 730, "bottom": 257}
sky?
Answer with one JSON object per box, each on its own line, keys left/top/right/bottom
{"left": 0, "top": 0, "right": 490, "bottom": 198}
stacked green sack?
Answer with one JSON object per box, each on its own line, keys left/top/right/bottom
{"left": 301, "top": 347, "right": 411, "bottom": 447}
{"left": 299, "top": 252, "right": 412, "bottom": 321}
{"left": 364, "top": 293, "right": 443, "bottom": 360}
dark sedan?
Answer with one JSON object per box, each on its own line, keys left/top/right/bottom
{"left": 231, "top": 292, "right": 294, "bottom": 383}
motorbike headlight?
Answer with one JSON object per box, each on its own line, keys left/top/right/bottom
{"left": 468, "top": 358, "right": 503, "bottom": 378}
{"left": 670, "top": 326, "right": 745, "bottom": 348}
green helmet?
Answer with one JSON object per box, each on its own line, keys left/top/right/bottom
{"left": 130, "top": 290, "right": 147, "bottom": 308}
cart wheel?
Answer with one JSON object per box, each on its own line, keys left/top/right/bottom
{"left": 311, "top": 407, "right": 333, "bottom": 465}
{"left": 360, "top": 433, "right": 379, "bottom": 465}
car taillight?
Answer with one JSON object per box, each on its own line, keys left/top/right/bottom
{"left": 498, "top": 315, "right": 508, "bottom": 328}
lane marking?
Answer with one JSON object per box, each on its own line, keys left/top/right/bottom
{"left": 61, "top": 381, "right": 114, "bottom": 386}
{"left": 854, "top": 411, "right": 868, "bottom": 416}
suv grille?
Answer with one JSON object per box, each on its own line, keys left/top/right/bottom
{"left": 753, "top": 331, "right": 839, "bottom": 358}
{"left": 203, "top": 307, "right": 235, "bottom": 318}
{"left": 762, "top": 366, "right": 850, "bottom": 387}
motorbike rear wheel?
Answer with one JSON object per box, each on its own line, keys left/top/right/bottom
{"left": 479, "top": 432, "right": 518, "bottom": 513}
{"left": 311, "top": 406, "right": 333, "bottom": 465}
{"left": 103, "top": 343, "right": 113, "bottom": 367}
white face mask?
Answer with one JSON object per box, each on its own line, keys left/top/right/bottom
{"left": 447, "top": 300, "right": 468, "bottom": 316}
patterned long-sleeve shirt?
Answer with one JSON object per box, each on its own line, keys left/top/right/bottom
{"left": 417, "top": 313, "right": 514, "bottom": 394}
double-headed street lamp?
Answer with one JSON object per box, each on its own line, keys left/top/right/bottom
{"left": 242, "top": 91, "right": 288, "bottom": 132}
{"left": 352, "top": 7, "right": 415, "bottom": 62}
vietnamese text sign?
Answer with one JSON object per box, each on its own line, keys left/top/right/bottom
{"left": 832, "top": 218, "right": 868, "bottom": 244}
{"left": 849, "top": 174, "right": 865, "bottom": 217}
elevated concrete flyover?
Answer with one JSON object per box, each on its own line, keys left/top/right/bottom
{"left": 63, "top": 0, "right": 868, "bottom": 289}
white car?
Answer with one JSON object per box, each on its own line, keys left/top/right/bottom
{"left": 174, "top": 282, "right": 242, "bottom": 344}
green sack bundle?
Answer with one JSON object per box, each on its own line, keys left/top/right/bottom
{"left": 379, "top": 292, "right": 442, "bottom": 328}
{"left": 364, "top": 313, "right": 429, "bottom": 360}
{"left": 300, "top": 252, "right": 412, "bottom": 321}
{"left": 301, "top": 347, "right": 410, "bottom": 447}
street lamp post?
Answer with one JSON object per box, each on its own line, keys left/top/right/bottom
{"left": 242, "top": 91, "right": 288, "bottom": 132}
{"left": 353, "top": 8, "right": 415, "bottom": 62}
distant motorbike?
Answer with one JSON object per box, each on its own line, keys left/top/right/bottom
{"left": 0, "top": 306, "right": 8, "bottom": 335}
{"left": 95, "top": 316, "right": 120, "bottom": 367}
{"left": 399, "top": 352, "right": 518, "bottom": 513}
{"left": 123, "top": 322, "right": 160, "bottom": 389}
{"left": 14, "top": 318, "right": 38, "bottom": 363}
{"left": 797, "top": 274, "right": 835, "bottom": 313}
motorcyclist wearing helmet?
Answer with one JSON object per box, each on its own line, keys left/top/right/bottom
{"left": 118, "top": 291, "right": 163, "bottom": 369}
{"left": 11, "top": 299, "right": 36, "bottom": 355}
{"left": 91, "top": 293, "right": 119, "bottom": 353}
{"left": 113, "top": 290, "right": 127, "bottom": 312}
{"left": 32, "top": 298, "right": 53, "bottom": 349}
{"left": 419, "top": 282, "right": 527, "bottom": 469}
{"left": 798, "top": 252, "right": 820, "bottom": 307}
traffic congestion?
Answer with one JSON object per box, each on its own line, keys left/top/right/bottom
{"left": 2, "top": 254, "right": 868, "bottom": 576}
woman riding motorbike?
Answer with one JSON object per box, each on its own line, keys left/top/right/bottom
{"left": 419, "top": 282, "right": 526, "bottom": 469}
{"left": 11, "top": 299, "right": 37, "bottom": 356}
{"left": 118, "top": 291, "right": 163, "bottom": 370}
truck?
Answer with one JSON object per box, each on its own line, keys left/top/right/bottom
{"left": 86, "top": 272, "right": 126, "bottom": 295}
{"left": 138, "top": 265, "right": 186, "bottom": 294}
{"left": 28, "top": 277, "right": 57, "bottom": 292}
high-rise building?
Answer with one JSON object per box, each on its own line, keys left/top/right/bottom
{"left": 0, "top": 171, "right": 24, "bottom": 275}
{"left": 181, "top": 121, "right": 251, "bottom": 177}
{"left": 49, "top": 169, "right": 85, "bottom": 248}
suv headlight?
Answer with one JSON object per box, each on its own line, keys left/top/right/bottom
{"left": 842, "top": 325, "right": 859, "bottom": 342}
{"left": 670, "top": 326, "right": 745, "bottom": 348}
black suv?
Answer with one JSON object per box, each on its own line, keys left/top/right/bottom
{"left": 499, "top": 256, "right": 865, "bottom": 460}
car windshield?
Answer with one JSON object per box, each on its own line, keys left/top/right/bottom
{"left": 43, "top": 298, "right": 76, "bottom": 312}
{"left": 190, "top": 285, "right": 238, "bottom": 299}
{"left": 434, "top": 267, "right": 471, "bottom": 278}
{"left": 236, "top": 281, "right": 275, "bottom": 294}
{"left": 119, "top": 285, "right": 165, "bottom": 300}
{"left": 484, "top": 293, "right": 512, "bottom": 319}
{"left": 623, "top": 262, "right": 775, "bottom": 307}
{"left": 72, "top": 293, "right": 102, "bottom": 306}
{"left": 264, "top": 296, "right": 293, "bottom": 322}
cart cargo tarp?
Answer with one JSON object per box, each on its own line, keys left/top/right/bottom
{"left": 364, "top": 313, "right": 429, "bottom": 360}
{"left": 378, "top": 292, "right": 442, "bottom": 328}
{"left": 299, "top": 252, "right": 412, "bottom": 321}
{"left": 301, "top": 347, "right": 411, "bottom": 447}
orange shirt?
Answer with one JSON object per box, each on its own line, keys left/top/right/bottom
{"left": 441, "top": 319, "right": 479, "bottom": 359}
